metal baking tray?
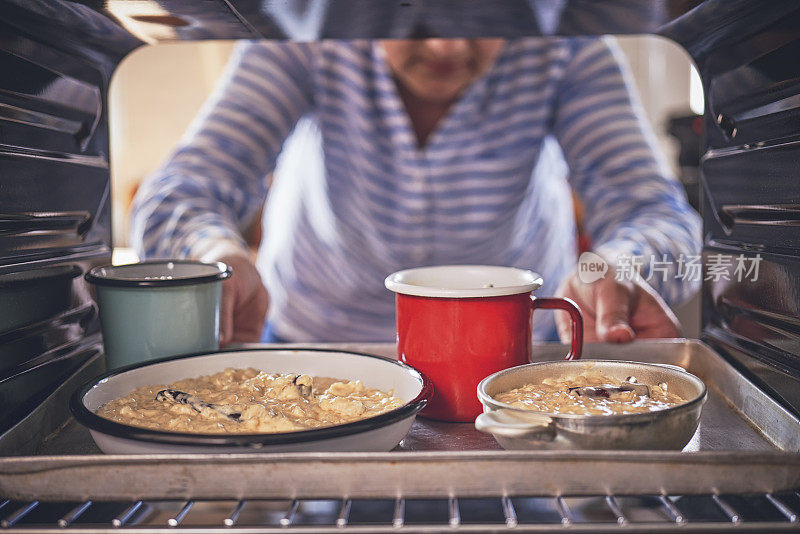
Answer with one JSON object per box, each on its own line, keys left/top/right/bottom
{"left": 1, "top": 339, "right": 799, "bottom": 501}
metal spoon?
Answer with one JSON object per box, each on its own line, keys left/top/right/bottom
{"left": 292, "top": 374, "right": 314, "bottom": 398}
{"left": 156, "top": 389, "right": 242, "bottom": 422}
{"left": 568, "top": 381, "right": 651, "bottom": 398}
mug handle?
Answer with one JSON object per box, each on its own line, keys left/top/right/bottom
{"left": 530, "top": 297, "right": 583, "bottom": 360}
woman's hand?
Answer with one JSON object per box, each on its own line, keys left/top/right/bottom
{"left": 555, "top": 267, "right": 680, "bottom": 343}
{"left": 217, "top": 253, "right": 269, "bottom": 346}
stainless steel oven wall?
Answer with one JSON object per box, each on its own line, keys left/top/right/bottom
{"left": 1, "top": 0, "right": 799, "bottom": 430}
{"left": 0, "top": 1, "right": 140, "bottom": 433}
{"left": 667, "top": 3, "right": 800, "bottom": 417}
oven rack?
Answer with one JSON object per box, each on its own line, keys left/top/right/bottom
{"left": 3, "top": 341, "right": 800, "bottom": 532}
{"left": 1, "top": 492, "right": 799, "bottom": 532}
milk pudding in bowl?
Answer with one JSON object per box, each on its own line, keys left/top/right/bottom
{"left": 493, "top": 370, "right": 686, "bottom": 416}
{"left": 475, "top": 360, "right": 707, "bottom": 450}
{"left": 71, "top": 349, "right": 431, "bottom": 453}
{"left": 97, "top": 367, "right": 405, "bottom": 434}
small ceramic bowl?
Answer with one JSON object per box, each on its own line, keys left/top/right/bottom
{"left": 71, "top": 348, "right": 432, "bottom": 453}
{"left": 85, "top": 260, "right": 231, "bottom": 370}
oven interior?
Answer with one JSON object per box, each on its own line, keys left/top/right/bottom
{"left": 1, "top": 0, "right": 799, "bottom": 531}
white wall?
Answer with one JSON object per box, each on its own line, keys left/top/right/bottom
{"left": 109, "top": 40, "right": 235, "bottom": 250}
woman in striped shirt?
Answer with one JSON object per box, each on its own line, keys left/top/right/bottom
{"left": 131, "top": 37, "right": 701, "bottom": 345}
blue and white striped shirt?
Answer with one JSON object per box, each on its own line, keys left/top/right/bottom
{"left": 131, "top": 37, "right": 701, "bottom": 342}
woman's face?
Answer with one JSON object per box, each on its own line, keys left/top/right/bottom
{"left": 382, "top": 39, "right": 505, "bottom": 103}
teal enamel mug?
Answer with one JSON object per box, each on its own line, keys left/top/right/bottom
{"left": 85, "top": 260, "right": 231, "bottom": 370}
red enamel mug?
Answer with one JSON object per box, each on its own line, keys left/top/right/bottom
{"left": 385, "top": 265, "right": 583, "bottom": 422}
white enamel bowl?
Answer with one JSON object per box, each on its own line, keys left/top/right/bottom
{"left": 71, "top": 348, "right": 432, "bottom": 453}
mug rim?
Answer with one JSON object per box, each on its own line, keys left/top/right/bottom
{"left": 385, "top": 265, "right": 543, "bottom": 298}
{"left": 85, "top": 260, "right": 231, "bottom": 288}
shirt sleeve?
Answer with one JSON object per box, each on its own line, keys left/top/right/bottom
{"left": 552, "top": 37, "right": 702, "bottom": 305}
{"left": 130, "top": 40, "right": 314, "bottom": 261}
